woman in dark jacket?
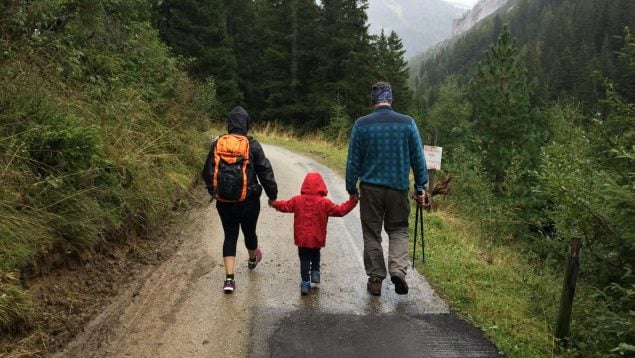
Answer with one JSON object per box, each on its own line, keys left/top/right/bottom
{"left": 202, "top": 106, "right": 278, "bottom": 293}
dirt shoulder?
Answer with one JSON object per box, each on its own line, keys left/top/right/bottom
{"left": 1, "top": 192, "right": 201, "bottom": 357}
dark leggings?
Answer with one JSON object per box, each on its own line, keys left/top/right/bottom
{"left": 298, "top": 247, "right": 321, "bottom": 282}
{"left": 217, "top": 198, "right": 260, "bottom": 257}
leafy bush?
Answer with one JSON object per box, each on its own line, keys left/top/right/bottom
{"left": 194, "top": 77, "right": 222, "bottom": 118}
{"left": 537, "top": 97, "right": 634, "bottom": 354}
{"left": 436, "top": 145, "right": 517, "bottom": 244}
{"left": 25, "top": 115, "right": 100, "bottom": 175}
{"left": 575, "top": 279, "right": 635, "bottom": 355}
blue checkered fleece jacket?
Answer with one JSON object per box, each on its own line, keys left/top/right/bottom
{"left": 346, "top": 105, "right": 428, "bottom": 194}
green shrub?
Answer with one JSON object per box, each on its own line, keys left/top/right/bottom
{"left": 25, "top": 115, "right": 100, "bottom": 175}
{"left": 194, "top": 77, "right": 221, "bottom": 118}
{"left": 325, "top": 97, "right": 352, "bottom": 141}
{"left": 438, "top": 145, "right": 517, "bottom": 243}
{"left": 537, "top": 100, "right": 634, "bottom": 355}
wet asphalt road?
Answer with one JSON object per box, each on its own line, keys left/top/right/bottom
{"left": 56, "top": 144, "right": 499, "bottom": 358}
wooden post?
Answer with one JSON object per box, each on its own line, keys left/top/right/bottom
{"left": 555, "top": 238, "right": 582, "bottom": 345}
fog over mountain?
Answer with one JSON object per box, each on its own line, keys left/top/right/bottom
{"left": 367, "top": 0, "right": 467, "bottom": 58}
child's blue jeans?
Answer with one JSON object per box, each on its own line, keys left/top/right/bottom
{"left": 298, "top": 247, "right": 321, "bottom": 282}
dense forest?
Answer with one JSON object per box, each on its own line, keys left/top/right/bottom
{"left": 153, "top": 0, "right": 411, "bottom": 129}
{"left": 1, "top": 0, "right": 634, "bottom": 356}
{"left": 413, "top": 0, "right": 635, "bottom": 113}
{"left": 411, "top": 0, "right": 634, "bottom": 355}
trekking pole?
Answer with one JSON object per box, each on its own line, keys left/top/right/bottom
{"left": 412, "top": 205, "right": 419, "bottom": 269}
{"left": 419, "top": 204, "right": 426, "bottom": 264}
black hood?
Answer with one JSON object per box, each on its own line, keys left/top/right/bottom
{"left": 227, "top": 106, "right": 249, "bottom": 135}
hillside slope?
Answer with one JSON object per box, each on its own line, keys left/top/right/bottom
{"left": 0, "top": 0, "right": 211, "bottom": 338}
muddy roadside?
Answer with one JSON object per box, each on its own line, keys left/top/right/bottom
{"left": 0, "top": 187, "right": 205, "bottom": 357}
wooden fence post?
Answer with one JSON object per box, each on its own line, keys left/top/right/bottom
{"left": 555, "top": 238, "right": 582, "bottom": 346}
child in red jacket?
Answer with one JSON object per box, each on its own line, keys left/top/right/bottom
{"left": 272, "top": 172, "right": 358, "bottom": 295}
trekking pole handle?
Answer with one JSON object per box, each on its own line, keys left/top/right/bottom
{"left": 415, "top": 190, "right": 426, "bottom": 207}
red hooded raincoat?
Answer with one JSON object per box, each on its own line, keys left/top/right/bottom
{"left": 273, "top": 172, "right": 357, "bottom": 248}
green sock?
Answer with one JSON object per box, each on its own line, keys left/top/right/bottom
{"left": 226, "top": 274, "right": 234, "bottom": 280}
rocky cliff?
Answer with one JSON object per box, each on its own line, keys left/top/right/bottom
{"left": 452, "top": 0, "right": 510, "bottom": 35}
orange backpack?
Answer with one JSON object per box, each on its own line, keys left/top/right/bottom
{"left": 213, "top": 134, "right": 250, "bottom": 202}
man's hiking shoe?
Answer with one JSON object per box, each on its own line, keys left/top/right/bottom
{"left": 300, "top": 281, "right": 311, "bottom": 296}
{"left": 367, "top": 277, "right": 382, "bottom": 296}
{"left": 310, "top": 271, "right": 321, "bottom": 284}
{"left": 223, "top": 279, "right": 235, "bottom": 294}
{"left": 391, "top": 275, "right": 409, "bottom": 295}
{"left": 248, "top": 248, "right": 262, "bottom": 270}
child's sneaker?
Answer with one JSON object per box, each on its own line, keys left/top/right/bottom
{"left": 248, "top": 248, "right": 262, "bottom": 270}
{"left": 300, "top": 281, "right": 311, "bottom": 296}
{"left": 223, "top": 279, "right": 235, "bottom": 294}
{"left": 310, "top": 271, "right": 320, "bottom": 284}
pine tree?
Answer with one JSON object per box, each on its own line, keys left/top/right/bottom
{"left": 469, "top": 26, "right": 536, "bottom": 186}
{"left": 427, "top": 76, "right": 472, "bottom": 151}
{"left": 254, "top": 0, "right": 321, "bottom": 126}
{"left": 257, "top": 0, "right": 293, "bottom": 123}
{"left": 372, "top": 30, "right": 412, "bottom": 112}
{"left": 225, "top": 0, "right": 259, "bottom": 111}
{"left": 154, "top": 0, "right": 240, "bottom": 109}
{"left": 314, "top": 0, "right": 375, "bottom": 122}
{"left": 291, "top": 0, "right": 323, "bottom": 125}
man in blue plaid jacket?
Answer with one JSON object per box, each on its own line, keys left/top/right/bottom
{"left": 346, "top": 82, "right": 428, "bottom": 297}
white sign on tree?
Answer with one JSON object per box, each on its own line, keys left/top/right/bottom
{"left": 424, "top": 145, "right": 443, "bottom": 171}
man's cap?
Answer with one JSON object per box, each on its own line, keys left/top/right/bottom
{"left": 371, "top": 82, "right": 392, "bottom": 104}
